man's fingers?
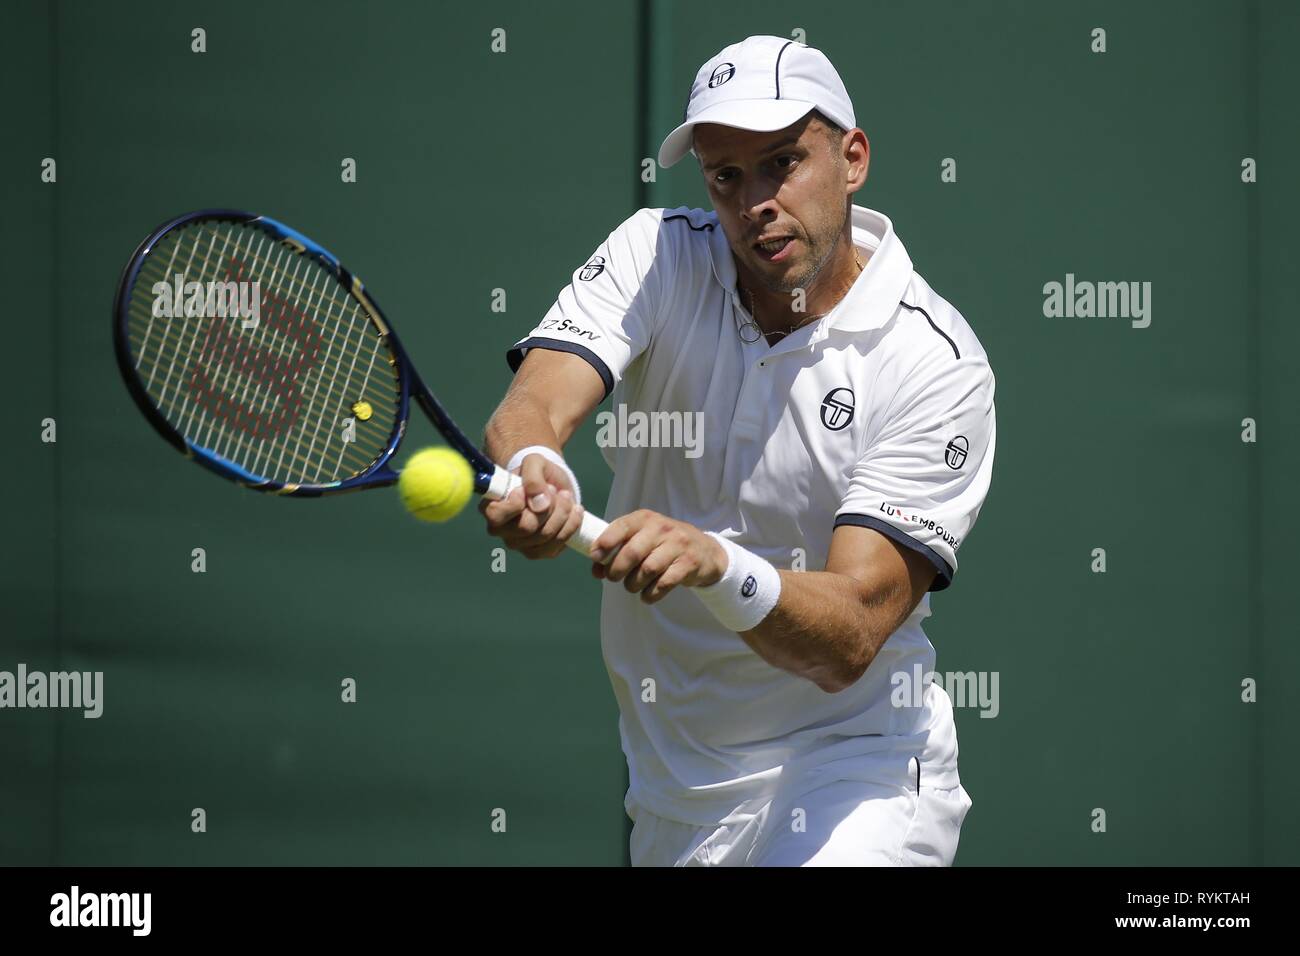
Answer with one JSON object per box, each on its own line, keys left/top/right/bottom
{"left": 481, "top": 476, "right": 584, "bottom": 560}
{"left": 555, "top": 495, "right": 586, "bottom": 546}
{"left": 520, "top": 455, "right": 553, "bottom": 512}
{"left": 622, "top": 539, "right": 680, "bottom": 595}
{"left": 590, "top": 509, "right": 651, "bottom": 564}
{"left": 535, "top": 489, "right": 575, "bottom": 544}
{"left": 539, "top": 459, "right": 578, "bottom": 499}
{"left": 482, "top": 487, "right": 546, "bottom": 539}
{"left": 604, "top": 525, "right": 662, "bottom": 584}
{"left": 480, "top": 485, "right": 525, "bottom": 523}
{"left": 527, "top": 494, "right": 584, "bottom": 559}
{"left": 642, "top": 558, "right": 693, "bottom": 604}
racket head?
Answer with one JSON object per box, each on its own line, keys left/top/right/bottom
{"left": 113, "top": 210, "right": 492, "bottom": 496}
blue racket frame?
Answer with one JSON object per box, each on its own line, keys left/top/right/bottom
{"left": 113, "top": 209, "right": 496, "bottom": 497}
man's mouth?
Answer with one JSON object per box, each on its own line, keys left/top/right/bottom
{"left": 754, "top": 236, "right": 795, "bottom": 261}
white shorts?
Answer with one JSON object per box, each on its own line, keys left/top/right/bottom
{"left": 627, "top": 763, "right": 973, "bottom": 867}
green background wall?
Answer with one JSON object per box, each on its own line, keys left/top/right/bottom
{"left": 2, "top": 0, "right": 1295, "bottom": 866}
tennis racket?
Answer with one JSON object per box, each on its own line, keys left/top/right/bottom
{"left": 113, "top": 209, "right": 607, "bottom": 555}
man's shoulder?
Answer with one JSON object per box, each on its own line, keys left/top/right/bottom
{"left": 846, "top": 271, "right": 994, "bottom": 408}
{"left": 656, "top": 206, "right": 719, "bottom": 235}
{"left": 615, "top": 206, "right": 719, "bottom": 249}
{"left": 893, "top": 271, "right": 991, "bottom": 369}
{"left": 601, "top": 208, "right": 720, "bottom": 296}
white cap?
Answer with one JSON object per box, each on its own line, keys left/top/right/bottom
{"left": 657, "top": 36, "right": 856, "bottom": 169}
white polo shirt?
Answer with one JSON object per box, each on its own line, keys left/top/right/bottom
{"left": 506, "top": 204, "right": 997, "bottom": 826}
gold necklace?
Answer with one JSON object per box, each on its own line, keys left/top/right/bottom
{"left": 738, "top": 251, "right": 865, "bottom": 344}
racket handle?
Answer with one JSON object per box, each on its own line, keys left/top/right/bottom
{"left": 570, "top": 509, "right": 611, "bottom": 556}
{"left": 487, "top": 467, "right": 612, "bottom": 559}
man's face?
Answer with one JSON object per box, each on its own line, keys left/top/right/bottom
{"left": 694, "top": 115, "right": 858, "bottom": 295}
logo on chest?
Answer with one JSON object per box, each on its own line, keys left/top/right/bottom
{"left": 820, "top": 387, "right": 855, "bottom": 431}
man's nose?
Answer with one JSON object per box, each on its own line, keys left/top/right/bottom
{"left": 740, "top": 190, "right": 779, "bottom": 223}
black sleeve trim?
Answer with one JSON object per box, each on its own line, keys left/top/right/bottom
{"left": 505, "top": 337, "right": 615, "bottom": 401}
{"left": 833, "top": 513, "right": 955, "bottom": 592}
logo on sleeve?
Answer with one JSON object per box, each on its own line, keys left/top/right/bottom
{"left": 820, "top": 387, "right": 855, "bottom": 431}
{"left": 538, "top": 316, "right": 601, "bottom": 341}
{"left": 741, "top": 574, "right": 758, "bottom": 598}
{"left": 944, "top": 436, "right": 969, "bottom": 470}
{"left": 709, "top": 63, "right": 735, "bottom": 87}
{"left": 880, "top": 503, "right": 961, "bottom": 551}
{"left": 579, "top": 256, "right": 606, "bottom": 281}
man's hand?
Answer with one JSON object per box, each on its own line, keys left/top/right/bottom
{"left": 479, "top": 453, "right": 584, "bottom": 559}
{"left": 589, "top": 510, "right": 729, "bottom": 604}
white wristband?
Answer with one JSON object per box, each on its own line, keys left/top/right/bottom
{"left": 692, "top": 532, "right": 782, "bottom": 633}
{"left": 505, "top": 444, "right": 582, "bottom": 505}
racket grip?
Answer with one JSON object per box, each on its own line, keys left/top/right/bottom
{"left": 570, "top": 509, "right": 610, "bottom": 557}
{"left": 487, "top": 467, "right": 611, "bottom": 559}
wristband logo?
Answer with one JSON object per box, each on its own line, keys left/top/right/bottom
{"left": 741, "top": 574, "right": 758, "bottom": 598}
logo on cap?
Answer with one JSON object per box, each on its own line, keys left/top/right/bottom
{"left": 708, "top": 63, "right": 735, "bottom": 88}
{"left": 820, "top": 387, "right": 855, "bottom": 431}
{"left": 579, "top": 256, "right": 606, "bottom": 281}
{"left": 945, "top": 436, "right": 969, "bottom": 470}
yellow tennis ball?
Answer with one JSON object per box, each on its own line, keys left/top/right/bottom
{"left": 398, "top": 447, "right": 475, "bottom": 523}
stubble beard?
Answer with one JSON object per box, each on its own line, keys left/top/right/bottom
{"left": 756, "top": 200, "right": 851, "bottom": 297}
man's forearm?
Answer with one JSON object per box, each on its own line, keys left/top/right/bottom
{"left": 483, "top": 389, "right": 566, "bottom": 465}
{"left": 739, "top": 570, "right": 906, "bottom": 694}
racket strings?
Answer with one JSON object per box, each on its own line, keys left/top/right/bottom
{"left": 131, "top": 227, "right": 395, "bottom": 410}
{"left": 125, "top": 220, "right": 401, "bottom": 485}
{"left": 129, "top": 264, "right": 398, "bottom": 459}
{"left": 181, "top": 222, "right": 396, "bottom": 484}
{"left": 128, "top": 226, "right": 376, "bottom": 482}
{"left": 132, "top": 234, "right": 386, "bottom": 477}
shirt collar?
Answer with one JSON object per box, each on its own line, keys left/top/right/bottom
{"left": 705, "top": 204, "right": 914, "bottom": 340}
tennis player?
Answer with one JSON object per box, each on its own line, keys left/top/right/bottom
{"left": 482, "top": 35, "right": 996, "bottom": 866}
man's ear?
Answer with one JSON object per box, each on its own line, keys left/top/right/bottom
{"left": 846, "top": 130, "right": 870, "bottom": 194}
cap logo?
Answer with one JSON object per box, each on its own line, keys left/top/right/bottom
{"left": 708, "top": 63, "right": 735, "bottom": 88}
{"left": 578, "top": 256, "right": 606, "bottom": 281}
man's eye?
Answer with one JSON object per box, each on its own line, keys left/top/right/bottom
{"left": 774, "top": 155, "right": 796, "bottom": 170}
{"left": 714, "top": 170, "right": 735, "bottom": 184}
